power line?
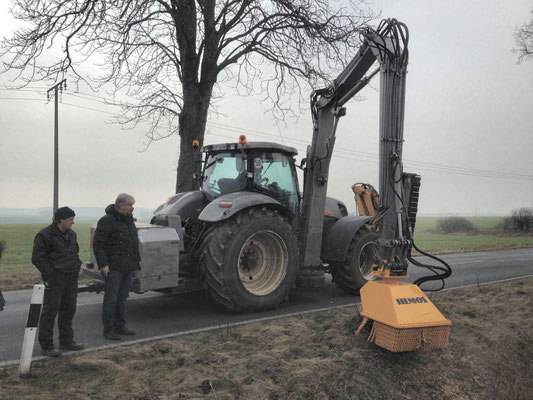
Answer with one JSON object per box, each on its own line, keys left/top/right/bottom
{"left": 61, "top": 102, "right": 116, "bottom": 115}
{"left": 67, "top": 92, "right": 113, "bottom": 104}
{"left": 206, "top": 120, "right": 533, "bottom": 179}
{"left": 1, "top": 88, "right": 531, "bottom": 181}
{"left": 0, "top": 97, "right": 45, "bottom": 101}
{"left": 0, "top": 87, "right": 119, "bottom": 106}
{"left": 204, "top": 123, "right": 533, "bottom": 181}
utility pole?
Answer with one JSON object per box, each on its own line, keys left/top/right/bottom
{"left": 47, "top": 79, "right": 67, "bottom": 217}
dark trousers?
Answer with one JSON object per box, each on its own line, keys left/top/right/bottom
{"left": 102, "top": 269, "right": 134, "bottom": 333}
{"left": 38, "top": 272, "right": 79, "bottom": 349}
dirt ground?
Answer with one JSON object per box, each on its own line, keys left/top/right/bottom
{"left": 1, "top": 278, "right": 532, "bottom": 400}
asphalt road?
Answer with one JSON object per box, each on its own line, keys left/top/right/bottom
{"left": 1, "top": 248, "right": 532, "bottom": 365}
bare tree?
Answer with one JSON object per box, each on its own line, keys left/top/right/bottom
{"left": 1, "top": 0, "right": 375, "bottom": 193}
{"left": 514, "top": 8, "right": 533, "bottom": 63}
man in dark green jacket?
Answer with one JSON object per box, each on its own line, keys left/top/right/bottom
{"left": 32, "top": 207, "right": 84, "bottom": 357}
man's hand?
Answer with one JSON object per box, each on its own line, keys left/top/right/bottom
{"left": 101, "top": 265, "right": 110, "bottom": 277}
{"left": 42, "top": 271, "right": 54, "bottom": 288}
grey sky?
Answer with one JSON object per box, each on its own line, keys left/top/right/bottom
{"left": 0, "top": 0, "right": 532, "bottom": 216}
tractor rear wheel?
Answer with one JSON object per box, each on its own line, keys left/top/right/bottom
{"left": 330, "top": 226, "right": 379, "bottom": 294}
{"left": 199, "top": 207, "right": 298, "bottom": 311}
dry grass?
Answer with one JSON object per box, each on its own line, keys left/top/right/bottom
{"left": 1, "top": 278, "right": 532, "bottom": 399}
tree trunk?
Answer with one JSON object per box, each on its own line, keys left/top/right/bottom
{"left": 175, "top": 83, "right": 213, "bottom": 193}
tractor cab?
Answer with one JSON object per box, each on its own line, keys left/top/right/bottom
{"left": 200, "top": 139, "right": 300, "bottom": 218}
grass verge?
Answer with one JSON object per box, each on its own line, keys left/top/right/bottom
{"left": 1, "top": 278, "right": 532, "bottom": 399}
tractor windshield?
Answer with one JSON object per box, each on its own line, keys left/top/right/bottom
{"left": 201, "top": 150, "right": 299, "bottom": 216}
{"left": 252, "top": 152, "right": 299, "bottom": 216}
{"left": 202, "top": 152, "right": 248, "bottom": 199}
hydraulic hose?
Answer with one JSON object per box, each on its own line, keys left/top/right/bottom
{"left": 409, "top": 240, "right": 452, "bottom": 291}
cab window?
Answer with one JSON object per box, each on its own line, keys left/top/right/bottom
{"left": 253, "top": 152, "right": 299, "bottom": 215}
{"left": 202, "top": 152, "right": 247, "bottom": 199}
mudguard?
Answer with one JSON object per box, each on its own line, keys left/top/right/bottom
{"left": 152, "top": 191, "right": 206, "bottom": 225}
{"left": 198, "top": 191, "right": 292, "bottom": 223}
{"left": 322, "top": 215, "right": 374, "bottom": 262}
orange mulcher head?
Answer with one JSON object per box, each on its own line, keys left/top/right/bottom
{"left": 356, "top": 268, "right": 451, "bottom": 352}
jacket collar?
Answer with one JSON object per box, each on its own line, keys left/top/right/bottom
{"left": 50, "top": 223, "right": 71, "bottom": 239}
{"left": 106, "top": 204, "right": 133, "bottom": 222}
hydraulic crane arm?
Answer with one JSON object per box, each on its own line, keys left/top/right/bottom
{"left": 299, "top": 19, "right": 410, "bottom": 284}
{"left": 297, "top": 18, "right": 451, "bottom": 353}
{"left": 314, "top": 44, "right": 379, "bottom": 110}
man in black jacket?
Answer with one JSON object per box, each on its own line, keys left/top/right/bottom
{"left": 32, "top": 207, "right": 84, "bottom": 357}
{"left": 93, "top": 193, "right": 140, "bottom": 340}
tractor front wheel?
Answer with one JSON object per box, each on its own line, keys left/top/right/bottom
{"left": 330, "top": 226, "right": 380, "bottom": 294}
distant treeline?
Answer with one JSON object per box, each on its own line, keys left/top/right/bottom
{"left": 436, "top": 207, "right": 533, "bottom": 234}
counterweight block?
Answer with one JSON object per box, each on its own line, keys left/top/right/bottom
{"left": 357, "top": 275, "right": 451, "bottom": 352}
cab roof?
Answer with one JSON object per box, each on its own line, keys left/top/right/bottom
{"left": 202, "top": 141, "right": 298, "bottom": 156}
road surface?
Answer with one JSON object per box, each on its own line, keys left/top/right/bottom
{"left": 1, "top": 248, "right": 532, "bottom": 365}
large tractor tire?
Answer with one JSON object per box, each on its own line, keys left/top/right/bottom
{"left": 199, "top": 207, "right": 299, "bottom": 311}
{"left": 330, "top": 226, "right": 380, "bottom": 294}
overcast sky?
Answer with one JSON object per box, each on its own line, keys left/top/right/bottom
{"left": 0, "top": 0, "right": 532, "bottom": 216}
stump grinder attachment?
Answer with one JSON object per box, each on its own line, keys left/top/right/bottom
{"left": 356, "top": 269, "right": 451, "bottom": 352}
{"left": 337, "top": 19, "right": 452, "bottom": 351}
